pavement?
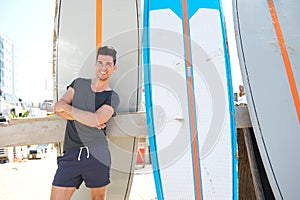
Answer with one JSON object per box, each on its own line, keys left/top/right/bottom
{"left": 0, "top": 150, "right": 157, "bottom": 200}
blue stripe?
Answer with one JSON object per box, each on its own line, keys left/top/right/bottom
{"left": 143, "top": 1, "right": 164, "bottom": 199}
{"left": 218, "top": 1, "right": 239, "bottom": 199}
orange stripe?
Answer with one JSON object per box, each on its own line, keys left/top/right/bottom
{"left": 188, "top": 77, "right": 202, "bottom": 200}
{"left": 182, "top": 1, "right": 202, "bottom": 199}
{"left": 182, "top": 0, "right": 191, "bottom": 68}
{"left": 96, "top": 0, "right": 102, "bottom": 48}
{"left": 267, "top": 0, "right": 300, "bottom": 123}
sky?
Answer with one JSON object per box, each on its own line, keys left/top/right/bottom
{"left": 0, "top": 0, "right": 55, "bottom": 104}
{"left": 221, "top": 0, "right": 243, "bottom": 92}
{"left": 0, "top": 0, "right": 242, "bottom": 104}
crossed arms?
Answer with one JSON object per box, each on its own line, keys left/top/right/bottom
{"left": 54, "top": 87, "right": 114, "bottom": 129}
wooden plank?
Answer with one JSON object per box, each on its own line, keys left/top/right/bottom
{"left": 243, "top": 128, "right": 265, "bottom": 200}
{"left": 235, "top": 105, "right": 252, "bottom": 128}
{"left": 0, "top": 106, "right": 252, "bottom": 147}
{"left": 0, "top": 117, "right": 66, "bottom": 147}
{"left": 0, "top": 112, "right": 147, "bottom": 147}
{"left": 0, "top": 105, "right": 252, "bottom": 145}
{"left": 237, "top": 128, "right": 257, "bottom": 199}
{"left": 106, "top": 112, "right": 147, "bottom": 137}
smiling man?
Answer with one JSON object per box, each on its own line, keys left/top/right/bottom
{"left": 50, "top": 46, "right": 120, "bottom": 200}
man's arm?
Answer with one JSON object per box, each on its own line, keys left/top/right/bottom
{"left": 55, "top": 110, "right": 74, "bottom": 120}
{"left": 54, "top": 87, "right": 74, "bottom": 120}
{"left": 54, "top": 87, "right": 114, "bottom": 128}
{"left": 59, "top": 103, "right": 114, "bottom": 128}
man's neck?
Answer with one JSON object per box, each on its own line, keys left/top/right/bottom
{"left": 92, "top": 78, "right": 110, "bottom": 91}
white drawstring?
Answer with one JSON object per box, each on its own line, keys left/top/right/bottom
{"left": 78, "top": 146, "right": 90, "bottom": 161}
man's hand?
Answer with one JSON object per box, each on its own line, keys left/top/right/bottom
{"left": 54, "top": 100, "right": 68, "bottom": 113}
{"left": 54, "top": 100, "right": 74, "bottom": 120}
{"left": 96, "top": 123, "right": 107, "bottom": 129}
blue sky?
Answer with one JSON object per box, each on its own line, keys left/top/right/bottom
{"left": 0, "top": 0, "right": 242, "bottom": 104}
{"left": 0, "top": 0, "right": 55, "bottom": 103}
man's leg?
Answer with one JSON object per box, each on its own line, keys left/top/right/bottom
{"left": 50, "top": 186, "right": 76, "bottom": 200}
{"left": 90, "top": 185, "right": 108, "bottom": 200}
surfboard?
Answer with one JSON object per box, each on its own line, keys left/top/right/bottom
{"left": 143, "top": 0, "right": 238, "bottom": 199}
{"left": 53, "top": 0, "right": 142, "bottom": 199}
{"left": 233, "top": 0, "right": 300, "bottom": 199}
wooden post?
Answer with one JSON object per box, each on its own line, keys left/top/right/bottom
{"left": 243, "top": 128, "right": 265, "bottom": 200}
{"left": 235, "top": 105, "right": 272, "bottom": 199}
{"left": 237, "top": 128, "right": 257, "bottom": 199}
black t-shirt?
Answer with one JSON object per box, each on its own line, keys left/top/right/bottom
{"left": 63, "top": 78, "right": 120, "bottom": 152}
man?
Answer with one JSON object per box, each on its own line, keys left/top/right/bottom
{"left": 51, "top": 46, "right": 120, "bottom": 200}
{"left": 238, "top": 84, "right": 247, "bottom": 105}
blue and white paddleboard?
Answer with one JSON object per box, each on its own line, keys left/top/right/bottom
{"left": 233, "top": 0, "right": 300, "bottom": 199}
{"left": 143, "top": 0, "right": 238, "bottom": 199}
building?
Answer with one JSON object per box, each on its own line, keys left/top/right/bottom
{"left": 0, "top": 33, "right": 16, "bottom": 103}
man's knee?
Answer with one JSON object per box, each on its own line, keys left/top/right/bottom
{"left": 50, "top": 186, "right": 76, "bottom": 200}
{"left": 90, "top": 186, "right": 107, "bottom": 200}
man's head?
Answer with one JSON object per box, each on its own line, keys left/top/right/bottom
{"left": 96, "top": 46, "right": 117, "bottom": 81}
{"left": 97, "top": 46, "right": 117, "bottom": 65}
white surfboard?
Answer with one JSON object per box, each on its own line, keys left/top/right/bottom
{"left": 233, "top": 0, "right": 300, "bottom": 199}
{"left": 53, "top": 0, "right": 142, "bottom": 199}
{"left": 143, "top": 0, "right": 237, "bottom": 199}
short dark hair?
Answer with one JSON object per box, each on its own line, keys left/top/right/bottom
{"left": 97, "top": 46, "right": 117, "bottom": 65}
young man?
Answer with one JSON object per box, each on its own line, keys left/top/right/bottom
{"left": 51, "top": 46, "right": 120, "bottom": 200}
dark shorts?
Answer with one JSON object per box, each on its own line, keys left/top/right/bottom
{"left": 52, "top": 145, "right": 111, "bottom": 189}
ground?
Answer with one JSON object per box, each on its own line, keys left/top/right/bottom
{"left": 0, "top": 150, "right": 157, "bottom": 200}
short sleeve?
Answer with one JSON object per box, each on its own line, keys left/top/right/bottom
{"left": 67, "top": 79, "right": 77, "bottom": 90}
{"left": 104, "top": 91, "right": 120, "bottom": 117}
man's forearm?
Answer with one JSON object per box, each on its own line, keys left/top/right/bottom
{"left": 63, "top": 104, "right": 102, "bottom": 127}
{"left": 56, "top": 111, "right": 74, "bottom": 120}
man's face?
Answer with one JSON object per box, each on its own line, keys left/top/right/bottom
{"left": 96, "top": 55, "right": 116, "bottom": 81}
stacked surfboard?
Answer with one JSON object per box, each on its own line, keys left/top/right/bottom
{"left": 54, "top": 0, "right": 239, "bottom": 199}
{"left": 143, "top": 0, "right": 238, "bottom": 199}
{"left": 53, "top": 0, "right": 142, "bottom": 199}
{"left": 233, "top": 0, "right": 300, "bottom": 199}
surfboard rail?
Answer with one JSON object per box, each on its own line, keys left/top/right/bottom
{"left": 233, "top": 0, "right": 300, "bottom": 198}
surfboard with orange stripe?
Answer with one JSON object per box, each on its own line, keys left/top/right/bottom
{"left": 233, "top": 0, "right": 300, "bottom": 199}
{"left": 143, "top": 0, "right": 237, "bottom": 199}
{"left": 54, "top": 0, "right": 141, "bottom": 199}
